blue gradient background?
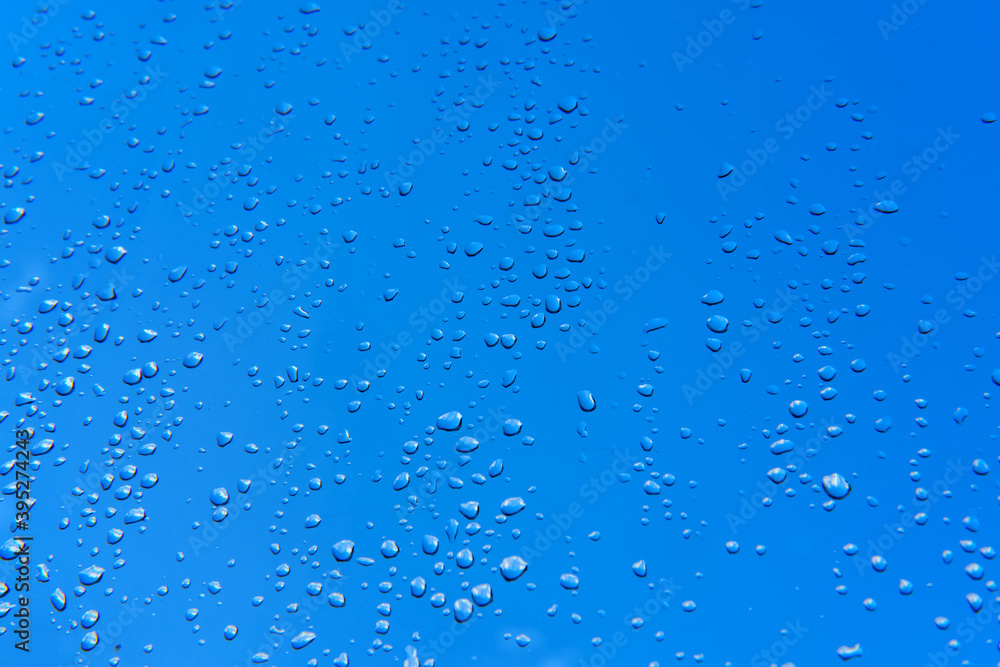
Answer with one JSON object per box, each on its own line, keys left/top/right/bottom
{"left": 1, "top": 1, "right": 998, "bottom": 666}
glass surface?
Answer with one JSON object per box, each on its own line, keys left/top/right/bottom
{"left": 0, "top": 1, "right": 998, "bottom": 665}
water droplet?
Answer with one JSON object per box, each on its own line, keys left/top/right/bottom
{"left": 210, "top": 487, "right": 229, "bottom": 506}
{"left": 837, "top": 644, "right": 863, "bottom": 660}
{"left": 455, "top": 436, "right": 479, "bottom": 453}
{"left": 500, "top": 555, "right": 528, "bottom": 581}
{"left": 81, "top": 631, "right": 99, "bottom": 651}
{"left": 454, "top": 598, "right": 474, "bottom": 622}
{"left": 822, "top": 473, "right": 851, "bottom": 499}
{"left": 51, "top": 588, "right": 67, "bottom": 611}
{"left": 291, "top": 631, "right": 316, "bottom": 649}
{"left": 332, "top": 540, "right": 355, "bottom": 562}
{"left": 79, "top": 565, "right": 105, "bottom": 585}
{"left": 437, "top": 411, "right": 463, "bottom": 431}
{"left": 500, "top": 497, "right": 526, "bottom": 516}
{"left": 183, "top": 351, "right": 204, "bottom": 368}
{"left": 707, "top": 315, "right": 729, "bottom": 333}
{"left": 471, "top": 583, "right": 493, "bottom": 606}
{"left": 3, "top": 208, "right": 25, "bottom": 224}
{"left": 701, "top": 290, "right": 724, "bottom": 305}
